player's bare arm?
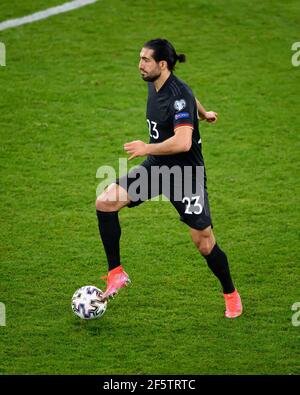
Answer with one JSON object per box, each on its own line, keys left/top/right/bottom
{"left": 124, "top": 126, "right": 193, "bottom": 160}
{"left": 195, "top": 98, "right": 218, "bottom": 123}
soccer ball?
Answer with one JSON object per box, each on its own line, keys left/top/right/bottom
{"left": 71, "top": 285, "right": 107, "bottom": 320}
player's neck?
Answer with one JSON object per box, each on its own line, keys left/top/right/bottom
{"left": 154, "top": 70, "right": 171, "bottom": 92}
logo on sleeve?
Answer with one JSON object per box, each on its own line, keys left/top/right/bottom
{"left": 174, "top": 99, "right": 186, "bottom": 112}
{"left": 175, "top": 112, "right": 190, "bottom": 120}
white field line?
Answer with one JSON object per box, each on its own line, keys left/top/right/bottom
{"left": 0, "top": 0, "right": 98, "bottom": 32}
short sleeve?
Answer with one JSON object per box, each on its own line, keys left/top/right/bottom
{"left": 172, "top": 93, "right": 195, "bottom": 130}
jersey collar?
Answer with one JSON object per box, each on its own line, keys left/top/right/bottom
{"left": 154, "top": 73, "right": 175, "bottom": 94}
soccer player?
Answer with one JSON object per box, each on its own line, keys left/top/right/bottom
{"left": 96, "top": 38, "right": 242, "bottom": 318}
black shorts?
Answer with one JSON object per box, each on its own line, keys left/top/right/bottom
{"left": 115, "top": 156, "right": 212, "bottom": 230}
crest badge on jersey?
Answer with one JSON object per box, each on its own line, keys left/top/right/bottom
{"left": 174, "top": 99, "right": 186, "bottom": 112}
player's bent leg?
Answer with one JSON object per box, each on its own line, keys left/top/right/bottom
{"left": 95, "top": 183, "right": 131, "bottom": 301}
{"left": 189, "top": 226, "right": 242, "bottom": 318}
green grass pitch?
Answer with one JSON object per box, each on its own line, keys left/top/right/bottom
{"left": 0, "top": 0, "right": 299, "bottom": 374}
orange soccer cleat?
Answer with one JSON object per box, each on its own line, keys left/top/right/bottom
{"left": 100, "top": 265, "right": 131, "bottom": 301}
{"left": 223, "top": 289, "right": 243, "bottom": 318}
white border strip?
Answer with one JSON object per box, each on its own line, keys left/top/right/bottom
{"left": 0, "top": 0, "right": 98, "bottom": 32}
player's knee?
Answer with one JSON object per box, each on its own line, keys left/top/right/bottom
{"left": 95, "top": 192, "right": 119, "bottom": 212}
{"left": 197, "top": 239, "right": 214, "bottom": 256}
{"left": 95, "top": 183, "right": 129, "bottom": 212}
{"left": 190, "top": 227, "right": 215, "bottom": 256}
{"left": 199, "top": 244, "right": 212, "bottom": 256}
{"left": 95, "top": 199, "right": 112, "bottom": 212}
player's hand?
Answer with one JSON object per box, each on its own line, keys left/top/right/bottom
{"left": 204, "top": 111, "right": 218, "bottom": 123}
{"left": 124, "top": 140, "right": 148, "bottom": 160}
{"left": 198, "top": 112, "right": 206, "bottom": 121}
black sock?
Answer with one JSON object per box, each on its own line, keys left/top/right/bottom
{"left": 96, "top": 210, "right": 121, "bottom": 271}
{"left": 203, "top": 244, "right": 235, "bottom": 294}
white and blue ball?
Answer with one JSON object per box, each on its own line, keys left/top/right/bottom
{"left": 71, "top": 285, "right": 107, "bottom": 320}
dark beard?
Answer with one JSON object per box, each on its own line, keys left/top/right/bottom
{"left": 141, "top": 72, "right": 161, "bottom": 82}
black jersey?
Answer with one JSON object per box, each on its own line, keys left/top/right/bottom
{"left": 146, "top": 73, "right": 204, "bottom": 168}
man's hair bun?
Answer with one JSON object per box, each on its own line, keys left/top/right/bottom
{"left": 177, "top": 53, "right": 186, "bottom": 63}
